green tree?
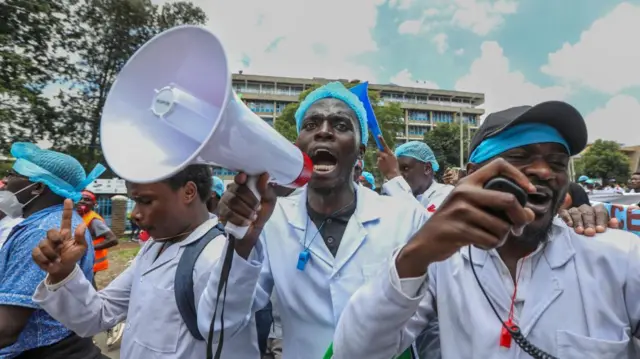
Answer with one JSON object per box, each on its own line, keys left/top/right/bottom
{"left": 0, "top": 0, "right": 69, "bottom": 152}
{"left": 574, "top": 139, "right": 630, "bottom": 183}
{"left": 423, "top": 122, "right": 471, "bottom": 178}
{"left": 51, "top": 0, "right": 207, "bottom": 171}
{"left": 272, "top": 82, "right": 404, "bottom": 182}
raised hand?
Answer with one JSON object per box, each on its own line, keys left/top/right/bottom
{"left": 376, "top": 135, "right": 400, "bottom": 180}
{"left": 396, "top": 158, "right": 537, "bottom": 278}
{"left": 32, "top": 199, "right": 88, "bottom": 283}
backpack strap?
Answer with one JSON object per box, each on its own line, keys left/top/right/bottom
{"left": 175, "top": 223, "right": 225, "bottom": 341}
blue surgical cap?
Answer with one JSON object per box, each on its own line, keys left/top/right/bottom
{"left": 578, "top": 175, "right": 589, "bottom": 183}
{"left": 10, "top": 142, "right": 105, "bottom": 202}
{"left": 394, "top": 141, "right": 440, "bottom": 172}
{"left": 212, "top": 176, "right": 224, "bottom": 197}
{"left": 295, "top": 82, "right": 369, "bottom": 145}
{"left": 361, "top": 171, "right": 375, "bottom": 190}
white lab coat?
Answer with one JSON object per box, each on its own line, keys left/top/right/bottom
{"left": 33, "top": 218, "right": 261, "bottom": 359}
{"left": 382, "top": 176, "right": 453, "bottom": 210}
{"left": 333, "top": 218, "right": 640, "bottom": 358}
{"left": 198, "top": 185, "right": 429, "bottom": 359}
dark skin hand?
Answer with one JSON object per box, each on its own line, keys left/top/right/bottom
{"left": 32, "top": 199, "right": 89, "bottom": 284}
{"left": 0, "top": 306, "right": 33, "bottom": 349}
{"left": 376, "top": 135, "right": 400, "bottom": 180}
{"left": 558, "top": 204, "right": 620, "bottom": 235}
{"left": 218, "top": 173, "right": 276, "bottom": 259}
{"left": 396, "top": 158, "right": 537, "bottom": 279}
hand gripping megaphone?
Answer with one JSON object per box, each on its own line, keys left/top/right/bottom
{"left": 100, "top": 25, "right": 313, "bottom": 239}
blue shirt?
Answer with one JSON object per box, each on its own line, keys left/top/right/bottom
{"left": 0, "top": 204, "right": 94, "bottom": 358}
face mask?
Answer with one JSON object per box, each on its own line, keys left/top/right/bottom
{"left": 0, "top": 182, "right": 40, "bottom": 219}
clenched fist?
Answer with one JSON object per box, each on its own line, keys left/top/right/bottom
{"left": 32, "top": 199, "right": 88, "bottom": 284}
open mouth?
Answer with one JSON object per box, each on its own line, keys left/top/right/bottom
{"left": 526, "top": 189, "right": 552, "bottom": 214}
{"left": 310, "top": 149, "right": 338, "bottom": 174}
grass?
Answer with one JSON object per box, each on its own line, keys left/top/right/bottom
{"left": 111, "top": 247, "right": 141, "bottom": 262}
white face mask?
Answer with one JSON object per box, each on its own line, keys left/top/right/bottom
{"left": 0, "top": 183, "right": 40, "bottom": 219}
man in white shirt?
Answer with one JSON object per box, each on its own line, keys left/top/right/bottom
{"left": 31, "top": 165, "right": 260, "bottom": 359}
{"left": 199, "top": 82, "right": 429, "bottom": 359}
{"left": 378, "top": 140, "right": 453, "bottom": 212}
{"left": 333, "top": 101, "right": 640, "bottom": 358}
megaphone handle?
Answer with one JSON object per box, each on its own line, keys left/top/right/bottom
{"left": 224, "top": 176, "right": 261, "bottom": 240}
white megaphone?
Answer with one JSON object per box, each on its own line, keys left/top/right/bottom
{"left": 100, "top": 25, "right": 313, "bottom": 239}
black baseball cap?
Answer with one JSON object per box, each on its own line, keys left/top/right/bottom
{"left": 469, "top": 101, "right": 587, "bottom": 160}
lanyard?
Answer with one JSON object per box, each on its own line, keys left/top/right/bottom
{"left": 500, "top": 254, "right": 529, "bottom": 349}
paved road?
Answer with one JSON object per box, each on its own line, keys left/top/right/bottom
{"left": 94, "top": 332, "right": 120, "bottom": 359}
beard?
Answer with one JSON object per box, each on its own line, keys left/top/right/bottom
{"left": 517, "top": 187, "right": 567, "bottom": 248}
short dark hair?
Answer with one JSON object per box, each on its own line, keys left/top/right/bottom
{"left": 163, "top": 165, "right": 212, "bottom": 202}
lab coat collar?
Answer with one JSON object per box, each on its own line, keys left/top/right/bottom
{"left": 282, "top": 184, "right": 382, "bottom": 272}
{"left": 417, "top": 180, "right": 444, "bottom": 202}
{"left": 140, "top": 218, "right": 219, "bottom": 275}
{"left": 284, "top": 185, "right": 381, "bottom": 230}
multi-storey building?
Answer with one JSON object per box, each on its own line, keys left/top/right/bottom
{"left": 214, "top": 73, "right": 485, "bottom": 177}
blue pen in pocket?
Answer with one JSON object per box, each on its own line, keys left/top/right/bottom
{"left": 350, "top": 82, "right": 384, "bottom": 151}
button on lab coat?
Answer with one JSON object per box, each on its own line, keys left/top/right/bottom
{"left": 33, "top": 218, "right": 261, "bottom": 359}
{"left": 382, "top": 176, "right": 453, "bottom": 210}
{"left": 333, "top": 218, "right": 640, "bottom": 359}
{"left": 198, "top": 186, "right": 429, "bottom": 359}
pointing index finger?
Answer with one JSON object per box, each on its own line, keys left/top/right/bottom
{"left": 60, "top": 199, "right": 74, "bottom": 233}
{"left": 378, "top": 135, "right": 392, "bottom": 154}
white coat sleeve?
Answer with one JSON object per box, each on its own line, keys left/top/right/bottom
{"left": 381, "top": 176, "right": 413, "bottom": 198}
{"left": 625, "top": 237, "right": 640, "bottom": 338}
{"left": 333, "top": 253, "right": 437, "bottom": 359}
{"left": 32, "top": 258, "right": 137, "bottom": 337}
{"left": 197, "top": 234, "right": 273, "bottom": 342}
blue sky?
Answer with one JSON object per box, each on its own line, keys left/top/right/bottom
{"left": 156, "top": 0, "right": 639, "bottom": 146}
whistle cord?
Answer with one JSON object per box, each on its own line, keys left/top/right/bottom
{"left": 468, "top": 247, "right": 558, "bottom": 359}
{"left": 206, "top": 235, "right": 236, "bottom": 359}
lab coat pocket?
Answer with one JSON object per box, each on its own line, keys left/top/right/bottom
{"left": 133, "top": 286, "right": 182, "bottom": 353}
{"left": 557, "top": 329, "right": 631, "bottom": 359}
{"left": 362, "top": 260, "right": 388, "bottom": 283}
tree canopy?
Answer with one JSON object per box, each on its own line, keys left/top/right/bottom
{"left": 423, "top": 122, "right": 471, "bottom": 177}
{"left": 0, "top": 0, "right": 69, "bottom": 151}
{"left": 575, "top": 139, "right": 631, "bottom": 183}
{"left": 2, "top": 0, "right": 207, "bottom": 173}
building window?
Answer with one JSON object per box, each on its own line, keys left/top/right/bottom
{"left": 247, "top": 101, "right": 274, "bottom": 114}
{"left": 261, "top": 84, "right": 275, "bottom": 94}
{"left": 433, "top": 111, "right": 453, "bottom": 123}
{"left": 213, "top": 168, "right": 238, "bottom": 176}
{"left": 408, "top": 110, "right": 429, "bottom": 122}
{"left": 261, "top": 117, "right": 274, "bottom": 127}
{"left": 276, "top": 102, "right": 288, "bottom": 113}
{"left": 408, "top": 126, "right": 429, "bottom": 136}
{"left": 244, "top": 83, "right": 260, "bottom": 93}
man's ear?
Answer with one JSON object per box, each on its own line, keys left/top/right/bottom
{"left": 184, "top": 181, "right": 199, "bottom": 204}
{"left": 32, "top": 182, "right": 46, "bottom": 196}
{"left": 466, "top": 162, "right": 479, "bottom": 176}
{"left": 424, "top": 162, "right": 433, "bottom": 176}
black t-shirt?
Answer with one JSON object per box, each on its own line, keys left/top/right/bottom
{"left": 568, "top": 182, "right": 591, "bottom": 208}
{"left": 15, "top": 334, "right": 106, "bottom": 359}
{"left": 306, "top": 198, "right": 357, "bottom": 257}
